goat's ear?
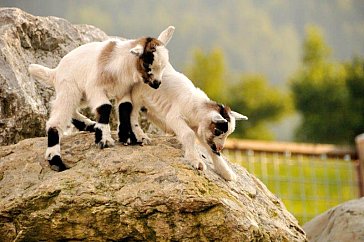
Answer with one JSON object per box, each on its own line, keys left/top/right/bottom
{"left": 212, "top": 113, "right": 228, "bottom": 123}
{"left": 231, "top": 111, "right": 248, "bottom": 121}
{"left": 157, "top": 26, "right": 175, "bottom": 46}
{"left": 130, "top": 44, "right": 144, "bottom": 56}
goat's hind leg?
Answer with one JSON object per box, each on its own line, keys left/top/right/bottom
{"left": 46, "top": 126, "right": 67, "bottom": 171}
{"left": 72, "top": 111, "right": 96, "bottom": 132}
{"left": 45, "top": 90, "right": 78, "bottom": 171}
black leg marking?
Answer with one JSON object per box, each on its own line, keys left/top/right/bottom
{"left": 48, "top": 127, "right": 59, "bottom": 147}
{"left": 72, "top": 119, "right": 86, "bottom": 131}
{"left": 49, "top": 155, "right": 67, "bottom": 171}
{"left": 86, "top": 123, "right": 96, "bottom": 132}
{"left": 95, "top": 128, "right": 102, "bottom": 144}
{"left": 72, "top": 119, "right": 95, "bottom": 132}
{"left": 94, "top": 104, "right": 112, "bottom": 146}
{"left": 47, "top": 127, "right": 68, "bottom": 171}
{"left": 96, "top": 104, "right": 112, "bottom": 124}
{"left": 118, "top": 102, "right": 138, "bottom": 145}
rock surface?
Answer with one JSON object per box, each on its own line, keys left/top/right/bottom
{"left": 303, "top": 197, "right": 364, "bottom": 242}
{"left": 0, "top": 133, "right": 307, "bottom": 241}
{"left": 0, "top": 7, "right": 108, "bottom": 145}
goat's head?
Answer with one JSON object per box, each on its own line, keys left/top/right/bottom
{"left": 199, "top": 103, "right": 248, "bottom": 155}
{"left": 130, "top": 26, "right": 175, "bottom": 89}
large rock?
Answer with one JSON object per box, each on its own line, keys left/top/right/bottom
{"left": 0, "top": 8, "right": 108, "bottom": 145}
{"left": 303, "top": 197, "right": 364, "bottom": 242}
{"left": 0, "top": 133, "right": 307, "bottom": 241}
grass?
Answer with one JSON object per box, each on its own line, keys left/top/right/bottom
{"left": 224, "top": 150, "right": 359, "bottom": 224}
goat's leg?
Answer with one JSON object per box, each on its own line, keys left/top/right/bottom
{"left": 94, "top": 103, "right": 114, "bottom": 148}
{"left": 117, "top": 96, "right": 138, "bottom": 145}
{"left": 45, "top": 90, "right": 79, "bottom": 171}
{"left": 89, "top": 91, "right": 114, "bottom": 149}
{"left": 46, "top": 126, "right": 66, "bottom": 171}
{"left": 205, "top": 148, "right": 236, "bottom": 181}
{"left": 71, "top": 111, "right": 96, "bottom": 132}
{"left": 168, "top": 116, "right": 207, "bottom": 171}
{"left": 129, "top": 100, "right": 151, "bottom": 145}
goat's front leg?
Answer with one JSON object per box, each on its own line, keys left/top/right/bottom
{"left": 116, "top": 95, "right": 139, "bottom": 145}
{"left": 168, "top": 116, "right": 206, "bottom": 171}
{"left": 130, "top": 101, "right": 151, "bottom": 145}
{"left": 88, "top": 91, "right": 114, "bottom": 148}
{"left": 94, "top": 103, "right": 114, "bottom": 148}
{"left": 206, "top": 148, "right": 237, "bottom": 181}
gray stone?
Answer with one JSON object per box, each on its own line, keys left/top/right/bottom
{"left": 303, "top": 197, "right": 364, "bottom": 242}
{"left": 0, "top": 133, "right": 307, "bottom": 241}
{"left": 0, "top": 7, "right": 108, "bottom": 145}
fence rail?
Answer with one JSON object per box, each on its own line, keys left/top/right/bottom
{"left": 223, "top": 138, "right": 363, "bottom": 224}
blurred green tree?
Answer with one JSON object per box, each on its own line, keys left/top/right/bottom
{"left": 185, "top": 48, "right": 227, "bottom": 102}
{"left": 186, "top": 48, "right": 291, "bottom": 140}
{"left": 290, "top": 26, "right": 364, "bottom": 144}
{"left": 229, "top": 74, "right": 292, "bottom": 139}
{"left": 345, "top": 57, "right": 364, "bottom": 141}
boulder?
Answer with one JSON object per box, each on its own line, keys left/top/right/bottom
{"left": 303, "top": 197, "right": 364, "bottom": 242}
{"left": 0, "top": 7, "right": 108, "bottom": 145}
{"left": 0, "top": 133, "right": 307, "bottom": 241}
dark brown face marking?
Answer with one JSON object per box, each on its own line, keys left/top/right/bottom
{"left": 135, "top": 37, "right": 164, "bottom": 88}
{"left": 205, "top": 102, "right": 232, "bottom": 154}
{"left": 205, "top": 102, "right": 231, "bottom": 136}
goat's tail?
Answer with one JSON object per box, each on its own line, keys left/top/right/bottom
{"left": 28, "top": 64, "right": 56, "bottom": 85}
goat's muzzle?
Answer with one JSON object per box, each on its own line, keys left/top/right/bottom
{"left": 210, "top": 143, "right": 221, "bottom": 156}
{"left": 149, "top": 80, "right": 161, "bottom": 89}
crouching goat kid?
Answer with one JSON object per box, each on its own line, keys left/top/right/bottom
{"left": 126, "top": 63, "right": 247, "bottom": 181}
{"left": 28, "top": 27, "right": 174, "bottom": 171}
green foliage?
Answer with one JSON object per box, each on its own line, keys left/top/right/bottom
{"left": 186, "top": 49, "right": 291, "bottom": 140}
{"left": 290, "top": 27, "right": 364, "bottom": 144}
{"left": 185, "top": 49, "right": 227, "bottom": 102}
{"left": 230, "top": 75, "right": 292, "bottom": 139}
{"left": 9, "top": 0, "right": 364, "bottom": 87}
{"left": 345, "top": 58, "right": 364, "bottom": 138}
{"left": 302, "top": 26, "right": 331, "bottom": 65}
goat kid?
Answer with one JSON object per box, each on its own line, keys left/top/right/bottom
{"left": 126, "top": 63, "right": 248, "bottom": 181}
{"left": 28, "top": 26, "right": 174, "bottom": 171}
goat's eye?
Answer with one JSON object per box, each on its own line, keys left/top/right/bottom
{"left": 214, "top": 128, "right": 223, "bottom": 136}
{"left": 143, "top": 62, "right": 150, "bottom": 69}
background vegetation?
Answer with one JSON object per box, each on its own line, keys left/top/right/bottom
{"left": 1, "top": 0, "right": 363, "bottom": 144}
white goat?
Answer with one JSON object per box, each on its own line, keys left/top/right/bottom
{"left": 28, "top": 27, "right": 174, "bottom": 171}
{"left": 122, "top": 29, "right": 248, "bottom": 181}
{"left": 128, "top": 63, "right": 247, "bottom": 181}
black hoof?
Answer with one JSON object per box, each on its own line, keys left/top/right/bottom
{"left": 49, "top": 155, "right": 68, "bottom": 172}
{"left": 118, "top": 133, "right": 129, "bottom": 144}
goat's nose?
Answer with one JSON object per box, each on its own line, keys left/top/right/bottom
{"left": 150, "top": 80, "right": 161, "bottom": 89}
{"left": 216, "top": 144, "right": 223, "bottom": 152}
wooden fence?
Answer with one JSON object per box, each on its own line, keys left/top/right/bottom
{"left": 223, "top": 136, "right": 364, "bottom": 224}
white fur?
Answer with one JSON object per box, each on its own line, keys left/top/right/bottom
{"left": 29, "top": 28, "right": 173, "bottom": 163}
{"left": 130, "top": 63, "right": 248, "bottom": 181}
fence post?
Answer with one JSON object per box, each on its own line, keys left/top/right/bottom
{"left": 355, "top": 134, "right": 364, "bottom": 197}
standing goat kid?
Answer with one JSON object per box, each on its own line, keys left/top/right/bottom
{"left": 28, "top": 27, "right": 174, "bottom": 171}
